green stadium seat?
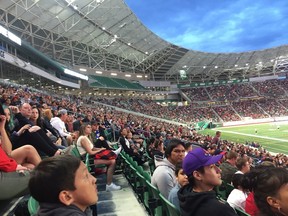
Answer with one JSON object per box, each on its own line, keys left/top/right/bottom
{"left": 28, "top": 196, "right": 39, "bottom": 216}
{"left": 159, "top": 193, "right": 181, "bottom": 216}
{"left": 235, "top": 207, "right": 250, "bottom": 216}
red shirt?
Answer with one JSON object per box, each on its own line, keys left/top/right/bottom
{"left": 0, "top": 145, "right": 17, "bottom": 172}
{"left": 245, "top": 192, "right": 259, "bottom": 216}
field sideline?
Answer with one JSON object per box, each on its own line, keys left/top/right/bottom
{"left": 199, "top": 122, "right": 288, "bottom": 154}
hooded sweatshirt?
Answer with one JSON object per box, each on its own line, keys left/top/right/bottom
{"left": 151, "top": 157, "right": 176, "bottom": 198}
{"left": 36, "top": 203, "right": 92, "bottom": 216}
{"left": 178, "top": 184, "right": 237, "bottom": 216}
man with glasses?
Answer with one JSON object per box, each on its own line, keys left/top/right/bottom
{"left": 151, "top": 138, "right": 185, "bottom": 198}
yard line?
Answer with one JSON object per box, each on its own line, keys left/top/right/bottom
{"left": 214, "top": 129, "right": 288, "bottom": 143}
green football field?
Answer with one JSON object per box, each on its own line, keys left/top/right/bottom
{"left": 199, "top": 122, "right": 288, "bottom": 154}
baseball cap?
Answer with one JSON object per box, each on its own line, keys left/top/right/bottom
{"left": 183, "top": 148, "right": 223, "bottom": 176}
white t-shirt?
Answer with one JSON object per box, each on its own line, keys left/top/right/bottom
{"left": 227, "top": 188, "right": 248, "bottom": 210}
{"left": 76, "top": 135, "right": 93, "bottom": 155}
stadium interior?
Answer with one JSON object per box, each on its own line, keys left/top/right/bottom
{"left": 1, "top": 0, "right": 288, "bottom": 216}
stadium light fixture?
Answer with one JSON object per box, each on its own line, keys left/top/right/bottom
{"left": 111, "top": 73, "right": 117, "bottom": 76}
{"left": 64, "top": 68, "right": 89, "bottom": 80}
{"left": 125, "top": 74, "right": 131, "bottom": 77}
{"left": 95, "top": 71, "right": 102, "bottom": 74}
{"left": 136, "top": 75, "right": 143, "bottom": 78}
{"left": 203, "top": 66, "right": 206, "bottom": 69}
{"left": 215, "top": 66, "right": 218, "bottom": 69}
{"left": 79, "top": 68, "right": 87, "bottom": 72}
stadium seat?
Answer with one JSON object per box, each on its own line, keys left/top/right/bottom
{"left": 159, "top": 193, "right": 181, "bottom": 216}
{"left": 235, "top": 207, "right": 250, "bottom": 216}
{"left": 28, "top": 196, "right": 39, "bottom": 216}
{"left": 145, "top": 180, "right": 163, "bottom": 216}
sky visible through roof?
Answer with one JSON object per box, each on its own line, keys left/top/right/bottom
{"left": 125, "top": 0, "right": 288, "bottom": 53}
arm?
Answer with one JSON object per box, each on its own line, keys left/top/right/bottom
{"left": 0, "top": 115, "right": 12, "bottom": 155}
{"left": 51, "top": 119, "right": 70, "bottom": 137}
{"left": 80, "top": 136, "right": 105, "bottom": 155}
{"left": 119, "top": 136, "right": 133, "bottom": 155}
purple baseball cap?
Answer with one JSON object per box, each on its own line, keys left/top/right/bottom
{"left": 183, "top": 147, "right": 223, "bottom": 176}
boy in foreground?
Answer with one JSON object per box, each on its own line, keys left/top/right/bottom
{"left": 29, "top": 155, "right": 98, "bottom": 216}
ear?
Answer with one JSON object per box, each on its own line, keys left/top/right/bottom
{"left": 59, "top": 191, "right": 75, "bottom": 206}
{"left": 192, "top": 170, "right": 203, "bottom": 181}
{"left": 266, "top": 196, "right": 280, "bottom": 209}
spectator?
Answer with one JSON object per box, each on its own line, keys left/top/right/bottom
{"left": 178, "top": 148, "right": 237, "bottom": 216}
{"left": 151, "top": 139, "right": 185, "bottom": 198}
{"left": 29, "top": 155, "right": 97, "bottom": 215}
{"left": 219, "top": 151, "right": 238, "bottom": 183}
{"left": 168, "top": 162, "right": 188, "bottom": 211}
{"left": 227, "top": 174, "right": 248, "bottom": 210}
{"left": 235, "top": 157, "right": 250, "bottom": 174}
{"left": 76, "top": 124, "right": 121, "bottom": 192}
{"left": 254, "top": 167, "right": 288, "bottom": 216}
{"left": 50, "top": 109, "right": 73, "bottom": 146}
{"left": 0, "top": 114, "right": 41, "bottom": 200}
{"left": 12, "top": 103, "right": 61, "bottom": 156}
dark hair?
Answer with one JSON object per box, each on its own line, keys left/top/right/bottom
{"left": 242, "top": 164, "right": 275, "bottom": 192}
{"left": 31, "top": 107, "right": 43, "bottom": 128}
{"left": 187, "top": 166, "right": 205, "bottom": 187}
{"left": 184, "top": 142, "right": 192, "bottom": 150}
{"left": 254, "top": 167, "right": 288, "bottom": 216}
{"left": 29, "top": 155, "right": 81, "bottom": 203}
{"left": 175, "top": 162, "right": 183, "bottom": 176}
{"left": 154, "top": 139, "right": 163, "bottom": 149}
{"left": 231, "top": 174, "right": 244, "bottom": 189}
{"left": 164, "top": 138, "right": 185, "bottom": 158}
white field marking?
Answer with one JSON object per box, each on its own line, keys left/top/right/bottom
{"left": 212, "top": 129, "right": 288, "bottom": 146}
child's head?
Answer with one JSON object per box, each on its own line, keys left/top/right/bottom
{"left": 29, "top": 155, "right": 97, "bottom": 211}
{"left": 175, "top": 162, "right": 188, "bottom": 187}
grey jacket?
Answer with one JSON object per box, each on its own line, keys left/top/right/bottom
{"left": 36, "top": 203, "right": 93, "bottom": 216}
{"left": 151, "top": 157, "right": 176, "bottom": 198}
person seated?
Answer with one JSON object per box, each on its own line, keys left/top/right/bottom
{"left": 235, "top": 157, "right": 250, "bottom": 174}
{"left": 254, "top": 167, "right": 288, "bottom": 216}
{"left": 219, "top": 151, "right": 238, "bottom": 183}
{"left": 76, "top": 124, "right": 121, "bottom": 191}
{"left": 30, "top": 107, "right": 63, "bottom": 147}
{"left": 50, "top": 109, "right": 74, "bottom": 146}
{"left": 179, "top": 148, "right": 237, "bottom": 216}
{"left": 152, "top": 139, "right": 186, "bottom": 198}
{"left": 29, "top": 155, "right": 97, "bottom": 216}
{"left": 0, "top": 114, "right": 41, "bottom": 200}
{"left": 168, "top": 162, "right": 189, "bottom": 210}
{"left": 227, "top": 174, "right": 248, "bottom": 210}
{"left": 119, "top": 128, "right": 146, "bottom": 166}
{"left": 151, "top": 139, "right": 165, "bottom": 159}
{"left": 11, "top": 103, "right": 61, "bottom": 157}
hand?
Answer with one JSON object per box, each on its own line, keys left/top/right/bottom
{"left": 0, "top": 115, "right": 7, "bottom": 129}
{"left": 9, "top": 106, "right": 19, "bottom": 114}
{"left": 55, "top": 138, "right": 62, "bottom": 146}
{"left": 28, "top": 125, "right": 41, "bottom": 133}
{"left": 99, "top": 136, "right": 105, "bottom": 141}
{"left": 16, "top": 164, "right": 28, "bottom": 171}
{"left": 18, "top": 124, "right": 31, "bottom": 135}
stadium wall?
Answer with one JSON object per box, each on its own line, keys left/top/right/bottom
{"left": 223, "top": 116, "right": 288, "bottom": 127}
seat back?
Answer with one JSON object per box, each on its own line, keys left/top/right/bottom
{"left": 159, "top": 193, "right": 180, "bottom": 216}
{"left": 28, "top": 196, "right": 39, "bottom": 216}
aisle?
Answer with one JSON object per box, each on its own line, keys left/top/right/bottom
{"left": 97, "top": 172, "right": 148, "bottom": 216}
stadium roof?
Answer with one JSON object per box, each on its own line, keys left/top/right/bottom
{"left": 1, "top": 0, "right": 288, "bottom": 83}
